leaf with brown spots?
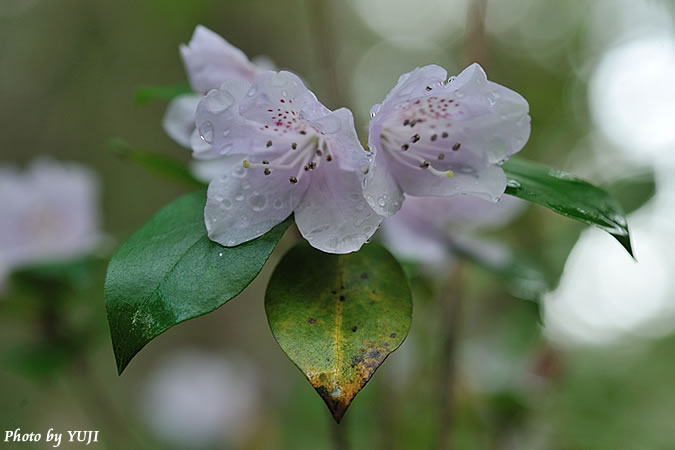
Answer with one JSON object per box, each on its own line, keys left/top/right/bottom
{"left": 265, "top": 242, "right": 412, "bottom": 423}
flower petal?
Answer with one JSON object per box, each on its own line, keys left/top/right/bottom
{"left": 310, "top": 108, "right": 369, "bottom": 172}
{"left": 163, "top": 94, "right": 200, "bottom": 148}
{"left": 363, "top": 155, "right": 404, "bottom": 216}
{"left": 239, "top": 71, "right": 331, "bottom": 123}
{"left": 194, "top": 79, "right": 258, "bottom": 159}
{"left": 180, "top": 25, "right": 260, "bottom": 93}
{"left": 295, "top": 165, "right": 382, "bottom": 254}
{"left": 373, "top": 64, "right": 448, "bottom": 114}
{"left": 189, "top": 155, "right": 244, "bottom": 183}
{"left": 379, "top": 210, "right": 448, "bottom": 266}
{"left": 395, "top": 155, "right": 507, "bottom": 201}
{"left": 205, "top": 157, "right": 309, "bottom": 247}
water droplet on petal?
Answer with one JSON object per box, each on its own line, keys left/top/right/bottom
{"left": 377, "top": 196, "right": 386, "bottom": 207}
{"left": 273, "top": 199, "right": 284, "bottom": 209}
{"left": 205, "top": 91, "right": 233, "bottom": 113}
{"left": 235, "top": 194, "right": 244, "bottom": 202}
{"left": 199, "top": 121, "right": 214, "bottom": 143}
{"left": 222, "top": 199, "right": 232, "bottom": 209}
{"left": 506, "top": 179, "right": 521, "bottom": 189}
{"left": 248, "top": 192, "right": 267, "bottom": 211}
{"left": 222, "top": 129, "right": 231, "bottom": 137}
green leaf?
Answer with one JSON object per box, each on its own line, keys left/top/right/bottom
{"left": 502, "top": 158, "right": 633, "bottom": 257}
{"left": 109, "top": 138, "right": 205, "bottom": 188}
{"left": 134, "top": 82, "right": 192, "bottom": 105}
{"left": 265, "top": 242, "right": 413, "bottom": 423}
{"left": 105, "top": 191, "right": 291, "bottom": 374}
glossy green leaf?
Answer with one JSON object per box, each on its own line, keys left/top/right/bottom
{"left": 134, "top": 82, "right": 192, "bottom": 105}
{"left": 265, "top": 242, "right": 413, "bottom": 423}
{"left": 502, "top": 158, "right": 633, "bottom": 257}
{"left": 105, "top": 191, "right": 291, "bottom": 374}
{"left": 109, "top": 138, "right": 204, "bottom": 187}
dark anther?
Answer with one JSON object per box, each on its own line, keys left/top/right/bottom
{"left": 412, "top": 134, "right": 421, "bottom": 143}
{"left": 438, "top": 153, "right": 445, "bottom": 160}
{"left": 442, "top": 132, "right": 449, "bottom": 138}
{"left": 452, "top": 142, "right": 461, "bottom": 151}
{"left": 326, "top": 154, "right": 333, "bottom": 161}
{"left": 291, "top": 142, "right": 297, "bottom": 150}
{"left": 266, "top": 140, "right": 273, "bottom": 147}
{"left": 264, "top": 168, "right": 271, "bottom": 175}
{"left": 425, "top": 86, "right": 432, "bottom": 91}
{"left": 431, "top": 134, "right": 438, "bottom": 141}
{"left": 401, "top": 144, "right": 409, "bottom": 151}
{"left": 289, "top": 176, "right": 298, "bottom": 184}
{"left": 300, "top": 130, "right": 307, "bottom": 135}
{"left": 308, "top": 162, "right": 317, "bottom": 169}
{"left": 403, "top": 119, "right": 410, "bottom": 126}
{"left": 351, "top": 326, "right": 358, "bottom": 332}
{"left": 420, "top": 160, "right": 430, "bottom": 168}
{"left": 304, "top": 165, "right": 310, "bottom": 171}
{"left": 262, "top": 160, "right": 269, "bottom": 164}
{"left": 315, "top": 149, "right": 323, "bottom": 156}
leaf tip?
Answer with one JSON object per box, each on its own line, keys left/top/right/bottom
{"left": 613, "top": 232, "right": 635, "bottom": 260}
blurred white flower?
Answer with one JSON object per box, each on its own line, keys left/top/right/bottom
{"left": 0, "top": 158, "right": 102, "bottom": 286}
{"left": 138, "top": 349, "right": 260, "bottom": 449}
{"left": 380, "top": 194, "right": 525, "bottom": 269}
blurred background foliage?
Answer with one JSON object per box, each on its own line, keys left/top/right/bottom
{"left": 1, "top": 0, "right": 675, "bottom": 448}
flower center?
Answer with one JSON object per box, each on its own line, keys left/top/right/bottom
{"left": 242, "top": 134, "right": 335, "bottom": 184}
{"left": 379, "top": 94, "right": 466, "bottom": 178}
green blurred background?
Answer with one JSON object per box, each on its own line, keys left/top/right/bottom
{"left": 2, "top": 0, "right": 675, "bottom": 448}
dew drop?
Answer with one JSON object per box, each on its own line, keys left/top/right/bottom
{"left": 248, "top": 192, "right": 267, "bottom": 211}
{"left": 222, "top": 199, "right": 232, "bottom": 209}
{"left": 233, "top": 165, "right": 246, "bottom": 177}
{"left": 205, "top": 91, "right": 233, "bottom": 113}
{"left": 199, "top": 121, "right": 214, "bottom": 143}
{"left": 235, "top": 194, "right": 245, "bottom": 202}
{"left": 222, "top": 129, "right": 231, "bottom": 138}
{"left": 218, "top": 252, "right": 223, "bottom": 257}
{"left": 506, "top": 179, "right": 521, "bottom": 189}
{"left": 242, "top": 181, "right": 251, "bottom": 190}
{"left": 377, "top": 196, "right": 386, "bottom": 207}
{"left": 219, "top": 144, "right": 233, "bottom": 155}
{"left": 273, "top": 199, "right": 284, "bottom": 209}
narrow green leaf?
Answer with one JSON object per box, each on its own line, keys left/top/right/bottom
{"left": 265, "top": 242, "right": 413, "bottom": 423}
{"left": 134, "top": 82, "right": 192, "bottom": 105}
{"left": 109, "top": 138, "right": 204, "bottom": 188}
{"left": 105, "top": 191, "right": 291, "bottom": 374}
{"left": 502, "top": 158, "right": 633, "bottom": 257}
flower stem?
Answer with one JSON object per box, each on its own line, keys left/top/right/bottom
{"left": 330, "top": 417, "right": 349, "bottom": 450}
{"left": 436, "top": 263, "right": 464, "bottom": 450}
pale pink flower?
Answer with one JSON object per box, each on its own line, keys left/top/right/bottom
{"left": 364, "top": 63, "right": 531, "bottom": 216}
{"left": 195, "top": 71, "right": 381, "bottom": 253}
